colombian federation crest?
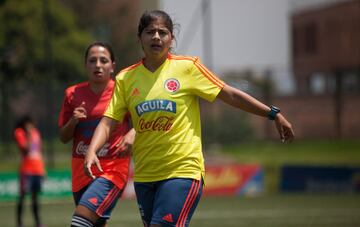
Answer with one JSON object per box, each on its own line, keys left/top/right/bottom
{"left": 164, "top": 78, "right": 180, "bottom": 93}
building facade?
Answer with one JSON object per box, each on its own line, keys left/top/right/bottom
{"left": 283, "top": 0, "right": 360, "bottom": 139}
{"left": 292, "top": 0, "right": 360, "bottom": 95}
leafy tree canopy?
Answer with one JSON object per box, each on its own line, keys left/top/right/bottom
{"left": 0, "top": 0, "right": 93, "bottom": 84}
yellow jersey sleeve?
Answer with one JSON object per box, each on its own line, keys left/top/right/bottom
{"left": 104, "top": 75, "right": 128, "bottom": 121}
{"left": 189, "top": 57, "right": 225, "bottom": 101}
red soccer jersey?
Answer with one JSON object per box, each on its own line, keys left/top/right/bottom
{"left": 14, "top": 127, "right": 45, "bottom": 176}
{"left": 58, "top": 80, "right": 131, "bottom": 192}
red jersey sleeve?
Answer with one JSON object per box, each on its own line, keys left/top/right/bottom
{"left": 14, "top": 128, "right": 27, "bottom": 150}
{"left": 58, "top": 88, "right": 74, "bottom": 127}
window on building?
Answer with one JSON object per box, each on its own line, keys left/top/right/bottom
{"left": 327, "top": 70, "right": 360, "bottom": 94}
{"left": 343, "top": 71, "right": 360, "bottom": 93}
{"left": 309, "top": 73, "right": 326, "bottom": 94}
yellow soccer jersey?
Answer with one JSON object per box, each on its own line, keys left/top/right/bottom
{"left": 105, "top": 54, "right": 225, "bottom": 182}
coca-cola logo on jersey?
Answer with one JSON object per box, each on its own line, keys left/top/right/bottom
{"left": 75, "top": 141, "right": 110, "bottom": 157}
{"left": 138, "top": 116, "right": 174, "bottom": 133}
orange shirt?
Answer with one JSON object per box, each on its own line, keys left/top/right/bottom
{"left": 14, "top": 127, "right": 45, "bottom": 176}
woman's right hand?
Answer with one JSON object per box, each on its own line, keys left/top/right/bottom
{"left": 84, "top": 151, "right": 103, "bottom": 179}
{"left": 59, "top": 102, "right": 87, "bottom": 144}
{"left": 72, "top": 102, "right": 87, "bottom": 123}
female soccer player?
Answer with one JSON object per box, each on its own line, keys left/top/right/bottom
{"left": 84, "top": 10, "right": 294, "bottom": 227}
{"left": 58, "top": 42, "right": 135, "bottom": 227}
{"left": 14, "top": 115, "right": 46, "bottom": 227}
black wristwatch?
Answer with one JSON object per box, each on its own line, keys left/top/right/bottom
{"left": 268, "top": 105, "right": 280, "bottom": 120}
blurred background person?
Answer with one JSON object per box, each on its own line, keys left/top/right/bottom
{"left": 14, "top": 115, "right": 46, "bottom": 227}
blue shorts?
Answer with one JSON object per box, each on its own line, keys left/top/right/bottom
{"left": 73, "top": 177, "right": 123, "bottom": 220}
{"left": 134, "top": 178, "right": 203, "bottom": 227}
{"left": 19, "top": 174, "right": 43, "bottom": 194}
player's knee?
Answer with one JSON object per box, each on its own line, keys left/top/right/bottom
{"left": 93, "top": 218, "right": 107, "bottom": 227}
{"left": 74, "top": 205, "right": 99, "bottom": 222}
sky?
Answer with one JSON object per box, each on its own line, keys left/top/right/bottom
{"left": 159, "top": 0, "right": 345, "bottom": 94}
{"left": 161, "top": 0, "right": 289, "bottom": 71}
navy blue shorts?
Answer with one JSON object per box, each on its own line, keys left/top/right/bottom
{"left": 134, "top": 178, "right": 203, "bottom": 227}
{"left": 19, "top": 174, "right": 43, "bottom": 194}
{"left": 73, "top": 177, "right": 123, "bottom": 220}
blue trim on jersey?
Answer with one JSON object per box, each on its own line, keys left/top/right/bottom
{"left": 77, "top": 119, "right": 101, "bottom": 138}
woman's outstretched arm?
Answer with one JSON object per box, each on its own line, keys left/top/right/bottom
{"left": 217, "top": 84, "right": 294, "bottom": 142}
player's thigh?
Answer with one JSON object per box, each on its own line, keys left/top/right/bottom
{"left": 21, "top": 175, "right": 42, "bottom": 194}
{"left": 155, "top": 178, "right": 203, "bottom": 226}
{"left": 136, "top": 178, "right": 203, "bottom": 227}
{"left": 134, "top": 181, "right": 157, "bottom": 226}
{"left": 29, "top": 175, "right": 43, "bottom": 193}
{"left": 19, "top": 173, "right": 27, "bottom": 195}
{"left": 73, "top": 185, "right": 88, "bottom": 206}
{"left": 77, "top": 177, "right": 123, "bottom": 220}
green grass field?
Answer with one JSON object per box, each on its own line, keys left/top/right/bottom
{"left": 1, "top": 140, "right": 360, "bottom": 226}
{"left": 1, "top": 194, "right": 360, "bottom": 227}
{"left": 222, "top": 139, "right": 360, "bottom": 166}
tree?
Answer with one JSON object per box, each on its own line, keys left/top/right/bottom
{"left": 0, "top": 0, "right": 93, "bottom": 84}
{"left": 0, "top": 0, "right": 93, "bottom": 149}
{"left": 59, "top": 0, "right": 142, "bottom": 72}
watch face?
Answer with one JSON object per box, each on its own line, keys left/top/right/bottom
{"left": 268, "top": 106, "right": 280, "bottom": 120}
{"left": 271, "top": 106, "right": 280, "bottom": 113}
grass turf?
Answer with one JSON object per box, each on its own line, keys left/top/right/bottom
{"left": 1, "top": 139, "right": 360, "bottom": 226}
{"left": 1, "top": 194, "right": 360, "bottom": 227}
